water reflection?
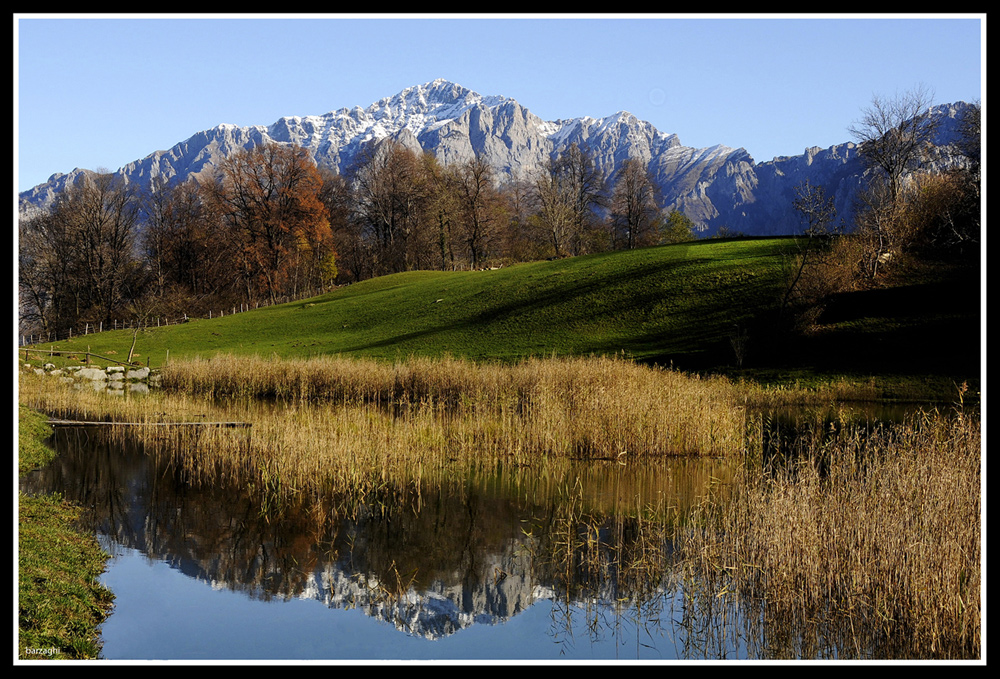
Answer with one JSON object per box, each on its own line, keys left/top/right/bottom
{"left": 21, "top": 401, "right": 963, "bottom": 660}
{"left": 21, "top": 426, "right": 725, "bottom": 650}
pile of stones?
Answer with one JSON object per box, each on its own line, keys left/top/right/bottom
{"left": 21, "top": 361, "right": 161, "bottom": 394}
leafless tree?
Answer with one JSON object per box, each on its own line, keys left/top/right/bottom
{"left": 448, "top": 155, "right": 507, "bottom": 269}
{"left": 347, "top": 139, "right": 429, "bottom": 275}
{"left": 848, "top": 84, "right": 939, "bottom": 203}
{"left": 609, "top": 158, "right": 662, "bottom": 249}
{"left": 532, "top": 143, "right": 607, "bottom": 257}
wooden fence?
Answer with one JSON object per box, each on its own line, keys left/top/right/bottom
{"left": 19, "top": 347, "right": 148, "bottom": 368}
{"left": 18, "top": 286, "right": 333, "bottom": 347}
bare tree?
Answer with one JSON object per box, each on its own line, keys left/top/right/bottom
{"left": 532, "top": 143, "right": 607, "bottom": 257}
{"left": 18, "top": 210, "right": 78, "bottom": 336}
{"left": 609, "top": 158, "right": 662, "bottom": 249}
{"left": 848, "top": 84, "right": 939, "bottom": 203}
{"left": 347, "top": 139, "right": 429, "bottom": 275}
{"left": 779, "top": 180, "right": 841, "bottom": 325}
{"left": 448, "top": 155, "right": 507, "bottom": 269}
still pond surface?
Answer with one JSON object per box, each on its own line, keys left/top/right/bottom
{"left": 21, "top": 406, "right": 921, "bottom": 661}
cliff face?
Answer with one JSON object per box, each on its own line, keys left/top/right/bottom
{"left": 17, "top": 80, "right": 976, "bottom": 236}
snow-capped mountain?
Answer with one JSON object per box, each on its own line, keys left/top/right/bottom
{"left": 17, "top": 79, "right": 976, "bottom": 235}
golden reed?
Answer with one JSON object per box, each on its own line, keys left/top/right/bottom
{"left": 674, "top": 408, "right": 981, "bottom": 659}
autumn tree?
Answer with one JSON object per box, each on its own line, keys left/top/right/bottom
{"left": 609, "top": 158, "right": 662, "bottom": 249}
{"left": 203, "top": 143, "right": 332, "bottom": 304}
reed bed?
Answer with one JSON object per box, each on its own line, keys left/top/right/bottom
{"left": 17, "top": 356, "right": 981, "bottom": 658}
{"left": 17, "top": 354, "right": 745, "bottom": 510}
{"left": 674, "top": 408, "right": 981, "bottom": 659}
{"left": 159, "top": 353, "right": 747, "bottom": 459}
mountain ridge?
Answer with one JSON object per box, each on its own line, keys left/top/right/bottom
{"left": 17, "top": 79, "right": 974, "bottom": 236}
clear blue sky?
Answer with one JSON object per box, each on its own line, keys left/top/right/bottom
{"left": 14, "top": 14, "right": 984, "bottom": 194}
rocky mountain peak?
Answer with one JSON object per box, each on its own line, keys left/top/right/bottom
{"left": 17, "top": 82, "right": 976, "bottom": 237}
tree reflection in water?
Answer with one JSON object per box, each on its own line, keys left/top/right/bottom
{"left": 19, "top": 410, "right": 975, "bottom": 661}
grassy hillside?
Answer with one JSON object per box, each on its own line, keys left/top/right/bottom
{"left": 22, "top": 237, "right": 980, "bottom": 390}
{"left": 31, "top": 238, "right": 791, "bottom": 366}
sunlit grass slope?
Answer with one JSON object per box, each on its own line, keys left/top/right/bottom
{"left": 38, "top": 238, "right": 795, "bottom": 368}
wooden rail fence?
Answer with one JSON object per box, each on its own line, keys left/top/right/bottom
{"left": 19, "top": 347, "right": 148, "bottom": 368}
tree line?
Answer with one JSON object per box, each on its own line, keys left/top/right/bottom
{"left": 19, "top": 139, "right": 695, "bottom": 338}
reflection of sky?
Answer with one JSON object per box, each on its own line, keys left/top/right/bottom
{"left": 97, "top": 545, "right": 714, "bottom": 662}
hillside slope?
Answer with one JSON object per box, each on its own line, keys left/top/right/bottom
{"left": 38, "top": 239, "right": 791, "bottom": 368}
{"left": 27, "top": 238, "right": 980, "bottom": 388}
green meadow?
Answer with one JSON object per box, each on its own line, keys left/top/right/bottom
{"left": 26, "top": 237, "right": 979, "bottom": 397}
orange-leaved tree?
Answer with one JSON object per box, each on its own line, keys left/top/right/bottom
{"left": 204, "top": 142, "right": 333, "bottom": 304}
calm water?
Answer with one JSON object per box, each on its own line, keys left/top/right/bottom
{"left": 21, "top": 404, "right": 940, "bottom": 661}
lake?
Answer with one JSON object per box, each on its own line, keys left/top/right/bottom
{"left": 21, "top": 422, "right": 759, "bottom": 661}
{"left": 20, "top": 400, "right": 974, "bottom": 662}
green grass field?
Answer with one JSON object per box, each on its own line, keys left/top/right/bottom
{"left": 22, "top": 237, "right": 981, "bottom": 391}
{"left": 27, "top": 238, "right": 792, "bottom": 365}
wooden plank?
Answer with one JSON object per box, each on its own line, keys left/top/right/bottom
{"left": 47, "top": 419, "right": 251, "bottom": 428}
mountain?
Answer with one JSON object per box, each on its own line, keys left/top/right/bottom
{"left": 17, "top": 79, "right": 975, "bottom": 236}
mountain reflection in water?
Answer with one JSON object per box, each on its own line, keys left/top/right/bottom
{"left": 22, "top": 426, "right": 735, "bottom": 659}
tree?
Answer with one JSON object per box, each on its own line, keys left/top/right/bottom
{"left": 498, "top": 173, "right": 550, "bottom": 264}
{"left": 204, "top": 143, "right": 331, "bottom": 304}
{"left": 662, "top": 210, "right": 695, "bottom": 244}
{"left": 532, "top": 144, "right": 607, "bottom": 257}
{"left": 19, "top": 209, "right": 77, "bottom": 336}
{"left": 609, "top": 158, "right": 662, "bottom": 249}
{"left": 19, "top": 171, "right": 148, "bottom": 335}
{"left": 347, "top": 139, "right": 429, "bottom": 275}
{"left": 320, "top": 169, "right": 366, "bottom": 283}
{"left": 848, "top": 85, "right": 939, "bottom": 204}
{"left": 141, "top": 176, "right": 236, "bottom": 314}
{"left": 448, "top": 155, "right": 507, "bottom": 269}
{"left": 779, "top": 180, "right": 842, "bottom": 326}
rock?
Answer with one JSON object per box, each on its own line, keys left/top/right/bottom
{"left": 126, "top": 367, "right": 150, "bottom": 380}
{"left": 77, "top": 367, "right": 108, "bottom": 381}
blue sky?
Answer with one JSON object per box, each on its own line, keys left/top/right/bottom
{"left": 14, "top": 14, "right": 984, "bottom": 194}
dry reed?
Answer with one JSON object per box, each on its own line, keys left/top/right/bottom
{"left": 674, "top": 408, "right": 981, "bottom": 659}
{"left": 17, "top": 354, "right": 745, "bottom": 509}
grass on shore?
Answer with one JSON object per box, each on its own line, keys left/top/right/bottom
{"left": 17, "top": 406, "right": 114, "bottom": 661}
